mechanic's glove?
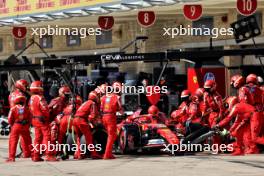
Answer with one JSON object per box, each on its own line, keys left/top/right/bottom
{"left": 220, "top": 128, "right": 229, "bottom": 136}
{"left": 216, "top": 116, "right": 222, "bottom": 123}
{"left": 212, "top": 125, "right": 219, "bottom": 131}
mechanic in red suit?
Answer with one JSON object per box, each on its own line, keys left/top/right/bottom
{"left": 6, "top": 95, "right": 32, "bottom": 162}
{"left": 101, "top": 82, "right": 123, "bottom": 159}
{"left": 9, "top": 79, "right": 29, "bottom": 108}
{"left": 223, "top": 101, "right": 258, "bottom": 155}
{"left": 188, "top": 88, "right": 205, "bottom": 124}
{"left": 184, "top": 88, "right": 206, "bottom": 136}
{"left": 170, "top": 90, "right": 191, "bottom": 134}
{"left": 203, "top": 80, "right": 224, "bottom": 128}
{"left": 95, "top": 83, "right": 107, "bottom": 100}
{"left": 217, "top": 74, "right": 246, "bottom": 128}
{"left": 49, "top": 86, "right": 71, "bottom": 122}
{"left": 230, "top": 74, "right": 247, "bottom": 97}
{"left": 226, "top": 74, "right": 261, "bottom": 154}
{"left": 29, "top": 81, "right": 57, "bottom": 162}
{"left": 8, "top": 79, "right": 32, "bottom": 158}
{"left": 177, "top": 90, "right": 192, "bottom": 124}
{"left": 147, "top": 105, "right": 167, "bottom": 124}
{"left": 203, "top": 80, "right": 224, "bottom": 148}
{"left": 49, "top": 86, "right": 71, "bottom": 150}
{"left": 215, "top": 96, "right": 238, "bottom": 130}
{"left": 170, "top": 110, "right": 184, "bottom": 133}
{"left": 73, "top": 92, "right": 102, "bottom": 159}
{"left": 242, "top": 74, "right": 264, "bottom": 146}
{"left": 57, "top": 95, "right": 83, "bottom": 145}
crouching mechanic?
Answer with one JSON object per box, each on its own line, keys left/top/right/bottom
{"left": 49, "top": 86, "right": 71, "bottom": 122}
{"left": 57, "top": 95, "right": 82, "bottom": 157}
{"left": 29, "top": 81, "right": 58, "bottom": 162}
{"left": 185, "top": 88, "right": 206, "bottom": 135}
{"left": 6, "top": 96, "right": 32, "bottom": 162}
{"left": 203, "top": 80, "right": 224, "bottom": 148}
{"left": 177, "top": 90, "right": 192, "bottom": 125}
{"left": 214, "top": 97, "right": 258, "bottom": 155}
{"left": 147, "top": 105, "right": 167, "bottom": 124}
{"left": 101, "top": 82, "right": 124, "bottom": 159}
{"left": 170, "top": 90, "right": 192, "bottom": 134}
{"left": 49, "top": 86, "right": 71, "bottom": 154}
{"left": 73, "top": 92, "right": 102, "bottom": 159}
{"left": 243, "top": 74, "right": 264, "bottom": 146}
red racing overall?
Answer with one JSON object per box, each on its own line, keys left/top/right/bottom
{"left": 7, "top": 104, "right": 32, "bottom": 161}
{"left": 101, "top": 93, "right": 122, "bottom": 159}
{"left": 73, "top": 99, "right": 101, "bottom": 159}
{"left": 29, "top": 94, "right": 56, "bottom": 161}
{"left": 227, "top": 103, "right": 258, "bottom": 155}
{"left": 58, "top": 104, "right": 80, "bottom": 145}
{"left": 8, "top": 90, "right": 32, "bottom": 158}
{"left": 203, "top": 91, "right": 224, "bottom": 148}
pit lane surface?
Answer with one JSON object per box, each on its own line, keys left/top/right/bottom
{"left": 0, "top": 137, "right": 264, "bottom": 176}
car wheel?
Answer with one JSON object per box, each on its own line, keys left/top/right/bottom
{"left": 92, "top": 128, "right": 107, "bottom": 154}
{"left": 119, "top": 129, "right": 129, "bottom": 154}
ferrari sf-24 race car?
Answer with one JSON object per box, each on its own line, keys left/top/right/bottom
{"left": 114, "top": 110, "right": 182, "bottom": 154}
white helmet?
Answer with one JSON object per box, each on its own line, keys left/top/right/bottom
{"left": 257, "top": 76, "right": 263, "bottom": 85}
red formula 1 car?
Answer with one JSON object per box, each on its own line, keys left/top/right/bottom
{"left": 114, "top": 110, "right": 180, "bottom": 154}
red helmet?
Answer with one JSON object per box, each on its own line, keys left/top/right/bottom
{"left": 204, "top": 80, "right": 216, "bottom": 92}
{"left": 195, "top": 88, "right": 205, "bottom": 98}
{"left": 246, "top": 74, "right": 258, "bottom": 84}
{"left": 95, "top": 84, "right": 107, "bottom": 95}
{"left": 14, "top": 95, "right": 26, "bottom": 105}
{"left": 75, "top": 95, "right": 83, "bottom": 105}
{"left": 181, "top": 90, "right": 191, "bottom": 98}
{"left": 88, "top": 91, "right": 99, "bottom": 103}
{"left": 112, "top": 82, "right": 122, "bottom": 93}
{"left": 148, "top": 105, "right": 159, "bottom": 115}
{"left": 59, "top": 86, "right": 71, "bottom": 97}
{"left": 70, "top": 95, "right": 83, "bottom": 105}
{"left": 231, "top": 75, "right": 245, "bottom": 89}
{"left": 224, "top": 96, "right": 238, "bottom": 110}
{"left": 95, "top": 87, "right": 101, "bottom": 95}
{"left": 30, "top": 81, "right": 43, "bottom": 94}
{"left": 15, "top": 79, "right": 28, "bottom": 92}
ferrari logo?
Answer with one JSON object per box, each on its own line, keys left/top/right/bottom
{"left": 105, "top": 104, "right": 110, "bottom": 110}
{"left": 19, "top": 115, "right": 24, "bottom": 120}
{"left": 193, "top": 76, "right": 198, "bottom": 84}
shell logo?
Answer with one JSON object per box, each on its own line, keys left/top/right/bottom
{"left": 193, "top": 76, "right": 198, "bottom": 84}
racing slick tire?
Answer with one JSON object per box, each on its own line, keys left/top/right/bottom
{"left": 79, "top": 127, "right": 107, "bottom": 156}
{"left": 191, "top": 131, "right": 215, "bottom": 144}
{"left": 91, "top": 127, "right": 107, "bottom": 154}
{"left": 183, "top": 126, "right": 210, "bottom": 144}
{"left": 118, "top": 124, "right": 140, "bottom": 154}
